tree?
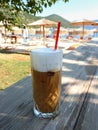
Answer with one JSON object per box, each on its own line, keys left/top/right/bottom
{"left": 0, "top": 0, "right": 69, "bottom": 15}
{"left": 0, "top": 0, "right": 69, "bottom": 28}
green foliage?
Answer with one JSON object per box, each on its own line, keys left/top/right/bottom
{"left": 0, "top": 5, "right": 26, "bottom": 30}
{"left": 0, "top": 0, "right": 69, "bottom": 26}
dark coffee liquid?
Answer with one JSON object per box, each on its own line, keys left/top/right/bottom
{"left": 31, "top": 69, "right": 61, "bottom": 113}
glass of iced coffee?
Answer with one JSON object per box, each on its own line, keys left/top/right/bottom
{"left": 30, "top": 48, "right": 63, "bottom": 118}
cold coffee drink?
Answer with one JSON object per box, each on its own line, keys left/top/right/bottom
{"left": 30, "top": 48, "right": 63, "bottom": 118}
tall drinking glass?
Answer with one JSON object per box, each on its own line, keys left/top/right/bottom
{"left": 30, "top": 48, "right": 63, "bottom": 118}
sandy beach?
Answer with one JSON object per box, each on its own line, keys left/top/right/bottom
{"left": 0, "top": 37, "right": 83, "bottom": 54}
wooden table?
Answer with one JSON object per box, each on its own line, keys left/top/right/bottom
{"left": 0, "top": 43, "right": 98, "bottom": 130}
{"left": 7, "top": 35, "right": 18, "bottom": 43}
{"left": 10, "top": 35, "right": 18, "bottom": 43}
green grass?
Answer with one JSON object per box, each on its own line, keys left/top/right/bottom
{"left": 0, "top": 53, "right": 30, "bottom": 90}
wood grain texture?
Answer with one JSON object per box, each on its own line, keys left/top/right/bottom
{"left": 0, "top": 43, "right": 98, "bottom": 130}
{"left": 73, "top": 67, "right": 98, "bottom": 130}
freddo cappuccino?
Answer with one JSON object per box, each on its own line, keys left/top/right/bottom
{"left": 30, "top": 48, "right": 63, "bottom": 118}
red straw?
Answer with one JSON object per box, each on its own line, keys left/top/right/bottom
{"left": 54, "top": 22, "right": 61, "bottom": 50}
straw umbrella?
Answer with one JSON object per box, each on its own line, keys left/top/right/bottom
{"left": 92, "top": 22, "right": 98, "bottom": 26}
{"left": 71, "top": 19, "right": 96, "bottom": 39}
{"left": 91, "top": 22, "right": 98, "bottom": 37}
{"left": 28, "top": 18, "right": 57, "bottom": 38}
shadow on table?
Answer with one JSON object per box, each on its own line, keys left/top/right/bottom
{"left": 0, "top": 44, "right": 98, "bottom": 130}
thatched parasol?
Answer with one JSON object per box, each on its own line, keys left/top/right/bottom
{"left": 71, "top": 19, "right": 96, "bottom": 38}
{"left": 28, "top": 18, "right": 57, "bottom": 38}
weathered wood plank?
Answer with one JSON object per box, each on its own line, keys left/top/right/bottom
{"left": 42, "top": 45, "right": 98, "bottom": 130}
{"left": 72, "top": 69, "right": 98, "bottom": 130}
{"left": 0, "top": 44, "right": 98, "bottom": 130}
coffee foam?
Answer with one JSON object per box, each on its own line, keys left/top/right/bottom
{"left": 30, "top": 48, "right": 63, "bottom": 72}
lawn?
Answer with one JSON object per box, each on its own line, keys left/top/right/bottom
{"left": 0, "top": 52, "right": 31, "bottom": 90}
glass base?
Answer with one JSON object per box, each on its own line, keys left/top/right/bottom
{"left": 33, "top": 104, "right": 60, "bottom": 118}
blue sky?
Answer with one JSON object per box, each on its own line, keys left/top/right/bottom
{"left": 37, "top": 0, "right": 98, "bottom": 22}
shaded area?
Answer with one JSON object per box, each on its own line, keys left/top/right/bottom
{"left": 0, "top": 44, "right": 98, "bottom": 130}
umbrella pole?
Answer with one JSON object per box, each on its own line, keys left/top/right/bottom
{"left": 43, "top": 25, "right": 45, "bottom": 38}
{"left": 4, "top": 26, "right": 7, "bottom": 43}
{"left": 40, "top": 25, "right": 41, "bottom": 38}
{"left": 42, "top": 25, "right": 45, "bottom": 45}
{"left": 83, "top": 23, "right": 84, "bottom": 39}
